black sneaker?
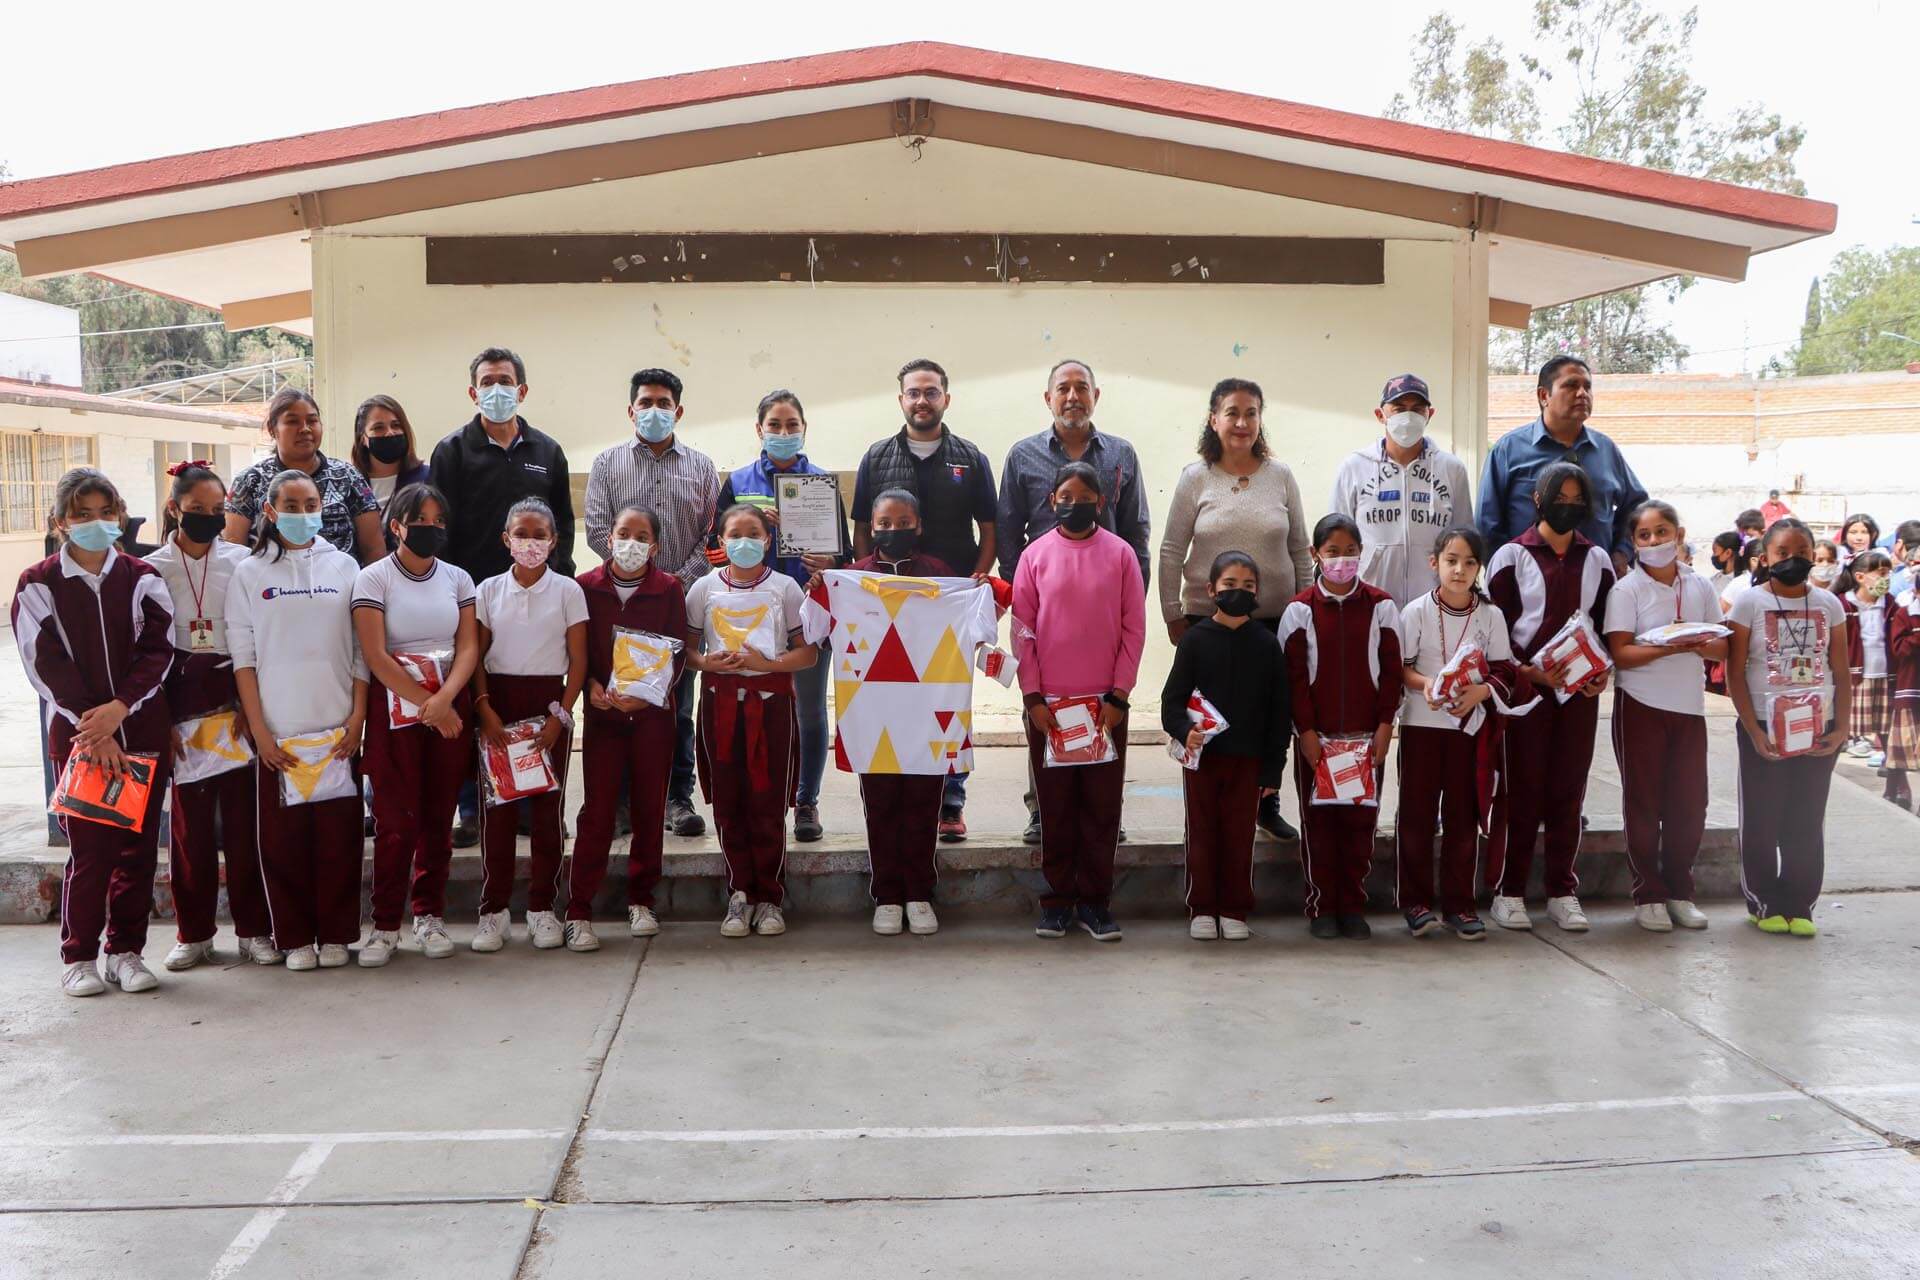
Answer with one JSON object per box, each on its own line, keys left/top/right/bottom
{"left": 1076, "top": 904, "right": 1123, "bottom": 942}
{"left": 1309, "top": 915, "right": 1342, "bottom": 940}
{"left": 451, "top": 818, "right": 479, "bottom": 850}
{"left": 665, "top": 798, "right": 706, "bottom": 838}
{"left": 1022, "top": 812, "right": 1042, "bottom": 845}
{"left": 1405, "top": 907, "right": 1440, "bottom": 936}
{"left": 793, "top": 804, "right": 823, "bottom": 842}
{"left": 1035, "top": 907, "right": 1072, "bottom": 938}
{"left": 1337, "top": 914, "right": 1372, "bottom": 940}
{"left": 1444, "top": 912, "right": 1487, "bottom": 941}
{"left": 1257, "top": 795, "right": 1298, "bottom": 841}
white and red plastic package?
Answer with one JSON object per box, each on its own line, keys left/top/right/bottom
{"left": 1767, "top": 689, "right": 1827, "bottom": 758}
{"left": 1165, "top": 692, "right": 1229, "bottom": 771}
{"left": 1427, "top": 641, "right": 1489, "bottom": 712}
{"left": 1310, "top": 734, "right": 1378, "bottom": 807}
{"left": 1044, "top": 694, "right": 1116, "bottom": 767}
{"left": 1537, "top": 615, "right": 1613, "bottom": 702}
{"left": 479, "top": 715, "right": 559, "bottom": 807}
{"left": 386, "top": 648, "right": 451, "bottom": 728}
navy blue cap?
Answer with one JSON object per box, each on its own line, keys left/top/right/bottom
{"left": 1380, "top": 374, "right": 1431, "bottom": 406}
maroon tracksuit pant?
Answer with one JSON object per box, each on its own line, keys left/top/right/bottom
{"left": 1295, "top": 748, "right": 1380, "bottom": 919}
{"left": 1736, "top": 728, "right": 1837, "bottom": 920}
{"left": 477, "top": 674, "right": 570, "bottom": 915}
{"left": 56, "top": 751, "right": 170, "bottom": 965}
{"left": 697, "top": 675, "right": 796, "bottom": 907}
{"left": 1498, "top": 693, "right": 1598, "bottom": 898}
{"left": 366, "top": 681, "right": 472, "bottom": 930}
{"left": 256, "top": 757, "right": 363, "bottom": 950}
{"left": 571, "top": 706, "right": 675, "bottom": 919}
{"left": 1027, "top": 713, "right": 1128, "bottom": 910}
{"left": 1611, "top": 691, "right": 1709, "bottom": 905}
{"left": 169, "top": 764, "right": 270, "bottom": 943}
{"left": 858, "top": 773, "right": 944, "bottom": 905}
{"left": 1396, "top": 724, "right": 1480, "bottom": 918}
{"left": 1182, "top": 751, "right": 1260, "bottom": 921}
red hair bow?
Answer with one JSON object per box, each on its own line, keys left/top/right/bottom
{"left": 166, "top": 459, "right": 213, "bottom": 477}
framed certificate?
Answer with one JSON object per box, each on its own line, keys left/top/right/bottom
{"left": 774, "top": 472, "right": 843, "bottom": 557}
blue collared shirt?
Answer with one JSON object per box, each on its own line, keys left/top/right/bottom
{"left": 1476, "top": 417, "right": 1647, "bottom": 559}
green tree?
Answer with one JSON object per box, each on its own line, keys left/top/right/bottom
{"left": 1787, "top": 246, "right": 1920, "bottom": 376}
{"left": 1389, "top": 0, "right": 1806, "bottom": 374}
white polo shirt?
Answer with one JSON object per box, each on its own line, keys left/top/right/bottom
{"left": 351, "top": 553, "right": 475, "bottom": 652}
{"left": 685, "top": 568, "right": 806, "bottom": 680}
{"left": 1603, "top": 565, "right": 1722, "bottom": 716}
{"left": 146, "top": 533, "right": 249, "bottom": 655}
{"left": 475, "top": 567, "right": 588, "bottom": 676}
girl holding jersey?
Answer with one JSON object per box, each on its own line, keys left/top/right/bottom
{"left": 227, "top": 469, "right": 369, "bottom": 972}
{"left": 352, "top": 483, "right": 479, "bottom": 965}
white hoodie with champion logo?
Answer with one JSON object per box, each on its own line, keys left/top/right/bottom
{"left": 225, "top": 540, "right": 368, "bottom": 737}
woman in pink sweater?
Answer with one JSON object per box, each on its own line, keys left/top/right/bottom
{"left": 1013, "top": 461, "right": 1146, "bottom": 942}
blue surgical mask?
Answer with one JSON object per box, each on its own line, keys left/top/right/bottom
{"left": 477, "top": 383, "right": 520, "bottom": 424}
{"left": 725, "top": 536, "right": 767, "bottom": 569}
{"left": 762, "top": 431, "right": 804, "bottom": 461}
{"left": 66, "top": 519, "right": 121, "bottom": 552}
{"left": 275, "top": 511, "right": 325, "bottom": 545}
{"left": 633, "top": 407, "right": 675, "bottom": 443}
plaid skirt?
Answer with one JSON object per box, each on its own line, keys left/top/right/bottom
{"left": 1885, "top": 700, "right": 1920, "bottom": 773}
{"left": 1854, "top": 675, "right": 1892, "bottom": 738}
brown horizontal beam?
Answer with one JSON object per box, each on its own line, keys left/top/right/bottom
{"left": 424, "top": 233, "right": 1385, "bottom": 286}
{"left": 13, "top": 199, "right": 304, "bottom": 278}
{"left": 1489, "top": 298, "right": 1532, "bottom": 330}
{"left": 221, "top": 289, "right": 314, "bottom": 331}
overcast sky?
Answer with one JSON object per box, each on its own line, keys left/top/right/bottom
{"left": 5, "top": 0, "right": 1911, "bottom": 373}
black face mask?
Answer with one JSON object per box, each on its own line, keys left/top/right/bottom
{"left": 1768, "top": 556, "right": 1813, "bottom": 587}
{"left": 178, "top": 511, "right": 226, "bottom": 545}
{"left": 402, "top": 524, "right": 448, "bottom": 559}
{"left": 367, "top": 435, "right": 409, "bottom": 465}
{"left": 874, "top": 527, "right": 919, "bottom": 560}
{"left": 1542, "top": 502, "right": 1588, "bottom": 536}
{"left": 1214, "top": 588, "right": 1258, "bottom": 618}
{"left": 1055, "top": 501, "right": 1098, "bottom": 534}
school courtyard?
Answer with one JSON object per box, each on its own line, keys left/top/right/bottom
{"left": 1, "top": 625, "right": 1918, "bottom": 1279}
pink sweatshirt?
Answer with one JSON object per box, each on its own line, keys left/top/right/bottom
{"left": 1012, "top": 526, "right": 1146, "bottom": 699}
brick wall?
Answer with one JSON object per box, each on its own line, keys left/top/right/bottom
{"left": 1490, "top": 370, "right": 1920, "bottom": 448}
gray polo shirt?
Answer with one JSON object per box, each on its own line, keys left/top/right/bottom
{"left": 996, "top": 426, "right": 1150, "bottom": 586}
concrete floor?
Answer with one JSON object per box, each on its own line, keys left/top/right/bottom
{"left": 5, "top": 894, "right": 1920, "bottom": 1278}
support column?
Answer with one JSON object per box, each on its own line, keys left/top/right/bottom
{"left": 1448, "top": 230, "right": 1491, "bottom": 496}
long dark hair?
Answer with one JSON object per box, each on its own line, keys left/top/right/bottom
{"left": 1836, "top": 549, "right": 1893, "bottom": 598}
{"left": 161, "top": 459, "right": 224, "bottom": 537}
{"left": 250, "top": 469, "right": 319, "bottom": 563}
{"left": 1751, "top": 517, "right": 1815, "bottom": 586}
{"left": 1197, "top": 377, "right": 1269, "bottom": 464}
{"left": 350, "top": 395, "right": 420, "bottom": 477}
{"left": 263, "top": 387, "right": 321, "bottom": 446}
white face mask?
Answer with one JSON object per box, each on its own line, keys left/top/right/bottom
{"left": 1810, "top": 562, "right": 1840, "bottom": 586}
{"left": 1383, "top": 409, "right": 1428, "bottom": 449}
{"left": 1637, "top": 539, "right": 1680, "bottom": 570}
{"left": 611, "top": 539, "right": 653, "bottom": 573}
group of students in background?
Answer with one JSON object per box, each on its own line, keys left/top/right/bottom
{"left": 18, "top": 348, "right": 1907, "bottom": 997}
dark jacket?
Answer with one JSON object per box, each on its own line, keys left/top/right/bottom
{"left": 1159, "top": 617, "right": 1291, "bottom": 786}
{"left": 430, "top": 416, "right": 576, "bottom": 583}
{"left": 577, "top": 563, "right": 686, "bottom": 729}
{"left": 854, "top": 426, "right": 994, "bottom": 575}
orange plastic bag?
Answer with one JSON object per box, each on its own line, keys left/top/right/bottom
{"left": 51, "top": 744, "right": 158, "bottom": 832}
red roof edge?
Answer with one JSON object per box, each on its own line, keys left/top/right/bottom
{"left": 0, "top": 41, "right": 1837, "bottom": 236}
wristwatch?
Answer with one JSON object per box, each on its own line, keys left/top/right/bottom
{"left": 547, "top": 701, "right": 575, "bottom": 730}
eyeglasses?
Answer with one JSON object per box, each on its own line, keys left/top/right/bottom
{"left": 901, "top": 388, "right": 944, "bottom": 402}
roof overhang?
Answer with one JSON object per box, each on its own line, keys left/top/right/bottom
{"left": 0, "top": 43, "right": 1835, "bottom": 334}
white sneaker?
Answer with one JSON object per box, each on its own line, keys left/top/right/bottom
{"left": 62, "top": 960, "right": 106, "bottom": 998}
{"left": 318, "top": 943, "right": 351, "bottom": 968}
{"left": 1868, "top": 750, "right": 1887, "bottom": 769}
{"left": 565, "top": 919, "right": 600, "bottom": 952}
{"left": 721, "top": 892, "right": 751, "bottom": 938}
{"left": 628, "top": 906, "right": 660, "bottom": 937}
{"left": 414, "top": 915, "right": 455, "bottom": 958}
{"left": 472, "top": 910, "right": 510, "bottom": 953}
{"left": 1547, "top": 895, "right": 1590, "bottom": 932}
{"left": 527, "top": 910, "right": 565, "bottom": 950}
{"left": 905, "top": 901, "right": 939, "bottom": 935}
{"left": 1219, "top": 917, "right": 1251, "bottom": 941}
{"left": 1847, "top": 738, "right": 1874, "bottom": 759}
{"left": 872, "top": 904, "right": 904, "bottom": 936}
{"left": 1667, "top": 900, "right": 1710, "bottom": 930}
{"left": 358, "top": 929, "right": 400, "bottom": 968}
{"left": 242, "top": 935, "right": 284, "bottom": 966}
{"left": 1635, "top": 902, "right": 1674, "bottom": 933}
{"left": 285, "top": 944, "right": 319, "bottom": 971}
{"left": 164, "top": 939, "right": 214, "bottom": 971}
{"left": 1489, "top": 895, "right": 1534, "bottom": 931}
{"left": 753, "top": 903, "right": 786, "bottom": 936}
{"left": 103, "top": 952, "right": 158, "bottom": 993}
{"left": 1189, "top": 915, "right": 1219, "bottom": 940}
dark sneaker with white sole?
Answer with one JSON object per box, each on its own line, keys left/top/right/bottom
{"left": 1405, "top": 907, "right": 1441, "bottom": 936}
{"left": 1035, "top": 907, "right": 1072, "bottom": 938}
{"left": 1444, "top": 912, "right": 1487, "bottom": 940}
{"left": 1076, "top": 904, "right": 1122, "bottom": 942}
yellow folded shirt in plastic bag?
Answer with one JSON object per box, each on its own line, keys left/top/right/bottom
{"left": 610, "top": 627, "right": 681, "bottom": 707}
{"left": 173, "top": 706, "right": 255, "bottom": 786}
{"left": 277, "top": 728, "right": 355, "bottom": 806}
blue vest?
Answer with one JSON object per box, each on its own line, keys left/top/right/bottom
{"left": 727, "top": 453, "right": 831, "bottom": 586}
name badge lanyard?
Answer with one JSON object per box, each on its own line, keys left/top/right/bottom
{"left": 183, "top": 551, "right": 216, "bottom": 651}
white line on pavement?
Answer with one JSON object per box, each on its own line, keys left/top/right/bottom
{"left": 5, "top": 1128, "right": 569, "bottom": 1149}
{"left": 208, "top": 1141, "right": 333, "bottom": 1280}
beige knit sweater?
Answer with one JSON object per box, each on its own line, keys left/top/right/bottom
{"left": 1156, "top": 458, "right": 1315, "bottom": 621}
